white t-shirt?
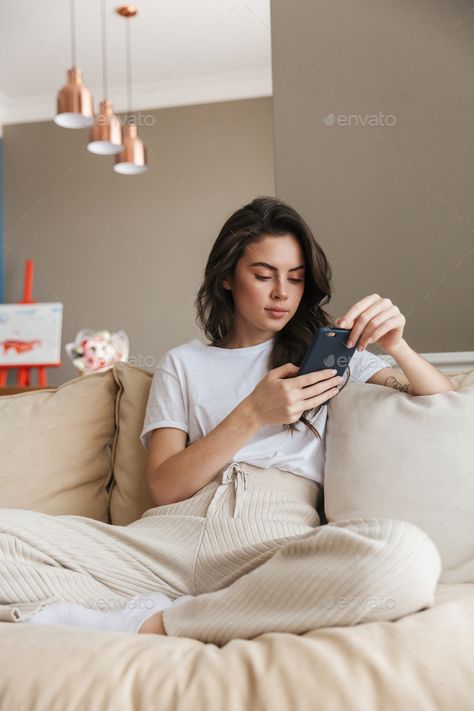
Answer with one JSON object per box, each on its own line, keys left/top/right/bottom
{"left": 139, "top": 336, "right": 392, "bottom": 486}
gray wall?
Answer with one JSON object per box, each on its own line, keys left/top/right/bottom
{"left": 271, "top": 0, "right": 473, "bottom": 352}
{"left": 4, "top": 0, "right": 473, "bottom": 391}
{"left": 3, "top": 97, "right": 275, "bottom": 385}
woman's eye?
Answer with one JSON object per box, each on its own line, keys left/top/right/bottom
{"left": 255, "top": 276, "right": 303, "bottom": 283}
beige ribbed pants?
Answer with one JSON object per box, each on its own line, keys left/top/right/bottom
{"left": 0, "top": 462, "right": 442, "bottom": 646}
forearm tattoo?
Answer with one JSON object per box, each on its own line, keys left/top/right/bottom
{"left": 385, "top": 375, "right": 411, "bottom": 393}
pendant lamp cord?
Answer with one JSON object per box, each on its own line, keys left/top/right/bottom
{"left": 70, "top": 0, "right": 76, "bottom": 67}
{"left": 125, "top": 18, "right": 133, "bottom": 126}
{"left": 101, "top": 0, "right": 108, "bottom": 100}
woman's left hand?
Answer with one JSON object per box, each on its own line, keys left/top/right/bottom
{"left": 335, "top": 294, "right": 406, "bottom": 355}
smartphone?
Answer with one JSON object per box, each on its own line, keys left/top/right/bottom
{"left": 297, "top": 327, "right": 360, "bottom": 379}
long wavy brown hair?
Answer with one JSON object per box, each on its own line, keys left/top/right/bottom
{"left": 194, "top": 195, "right": 350, "bottom": 438}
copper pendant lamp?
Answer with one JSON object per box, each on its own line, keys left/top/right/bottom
{"left": 87, "top": 0, "right": 124, "bottom": 155}
{"left": 113, "top": 5, "right": 148, "bottom": 175}
{"left": 54, "top": 0, "right": 94, "bottom": 128}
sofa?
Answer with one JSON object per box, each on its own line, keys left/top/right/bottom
{"left": 0, "top": 360, "right": 473, "bottom": 711}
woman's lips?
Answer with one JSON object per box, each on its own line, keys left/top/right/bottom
{"left": 265, "top": 309, "right": 288, "bottom": 318}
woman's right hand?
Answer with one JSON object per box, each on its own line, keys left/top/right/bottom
{"left": 245, "top": 363, "right": 343, "bottom": 427}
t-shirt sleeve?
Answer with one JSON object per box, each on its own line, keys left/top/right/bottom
{"left": 139, "top": 352, "right": 189, "bottom": 451}
{"left": 346, "top": 348, "right": 392, "bottom": 384}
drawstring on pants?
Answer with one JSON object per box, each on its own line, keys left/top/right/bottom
{"left": 206, "top": 462, "right": 249, "bottom": 518}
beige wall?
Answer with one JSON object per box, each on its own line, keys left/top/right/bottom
{"left": 270, "top": 0, "right": 473, "bottom": 352}
{"left": 3, "top": 97, "right": 275, "bottom": 385}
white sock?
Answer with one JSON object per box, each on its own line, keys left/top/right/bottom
{"left": 22, "top": 591, "right": 185, "bottom": 634}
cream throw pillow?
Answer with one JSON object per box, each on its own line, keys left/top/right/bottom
{"left": 110, "top": 362, "right": 154, "bottom": 525}
{"left": 324, "top": 369, "right": 474, "bottom": 584}
{"left": 0, "top": 369, "right": 118, "bottom": 522}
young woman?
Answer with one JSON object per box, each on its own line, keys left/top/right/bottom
{"left": 1, "top": 196, "right": 451, "bottom": 643}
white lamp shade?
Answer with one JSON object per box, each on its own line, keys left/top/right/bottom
{"left": 88, "top": 140, "right": 124, "bottom": 155}
{"left": 54, "top": 112, "right": 94, "bottom": 129}
{"left": 113, "top": 162, "right": 148, "bottom": 175}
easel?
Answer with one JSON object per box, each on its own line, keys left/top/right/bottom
{"left": 0, "top": 259, "right": 62, "bottom": 388}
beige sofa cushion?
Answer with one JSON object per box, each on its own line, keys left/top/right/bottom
{"left": 0, "top": 583, "right": 473, "bottom": 709}
{"left": 110, "top": 362, "right": 154, "bottom": 525}
{"left": 0, "top": 369, "right": 118, "bottom": 522}
{"left": 324, "top": 369, "right": 474, "bottom": 584}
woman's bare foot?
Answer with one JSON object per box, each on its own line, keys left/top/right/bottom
{"left": 137, "top": 609, "right": 167, "bottom": 635}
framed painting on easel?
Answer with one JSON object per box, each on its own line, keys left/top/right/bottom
{"left": 0, "top": 302, "right": 63, "bottom": 378}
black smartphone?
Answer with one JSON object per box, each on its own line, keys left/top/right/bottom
{"left": 297, "top": 327, "right": 360, "bottom": 378}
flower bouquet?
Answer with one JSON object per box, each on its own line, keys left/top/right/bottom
{"left": 65, "top": 329, "right": 129, "bottom": 375}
